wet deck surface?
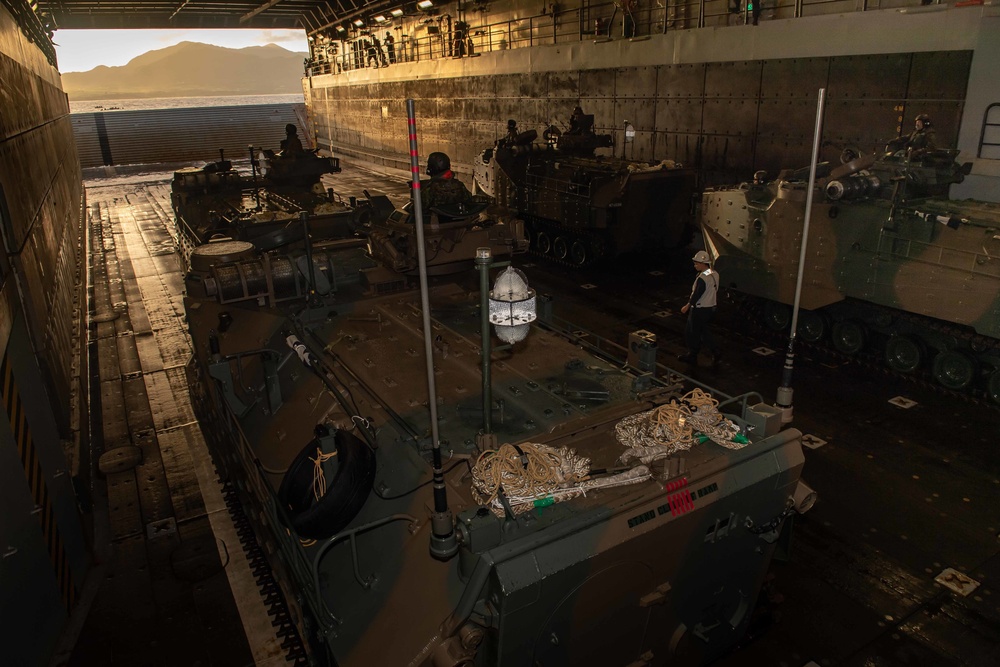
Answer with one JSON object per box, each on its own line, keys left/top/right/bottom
{"left": 68, "top": 163, "right": 1000, "bottom": 666}
{"left": 65, "top": 174, "right": 283, "bottom": 667}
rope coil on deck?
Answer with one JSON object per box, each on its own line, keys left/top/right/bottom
{"left": 616, "top": 388, "right": 746, "bottom": 465}
{"left": 471, "top": 443, "right": 652, "bottom": 516}
{"left": 472, "top": 443, "right": 589, "bottom": 507}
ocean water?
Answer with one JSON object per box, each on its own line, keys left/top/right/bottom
{"left": 69, "top": 93, "right": 305, "bottom": 114}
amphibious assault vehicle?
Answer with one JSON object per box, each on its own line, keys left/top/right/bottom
{"left": 364, "top": 196, "right": 529, "bottom": 278}
{"left": 700, "top": 149, "right": 1000, "bottom": 401}
{"left": 172, "top": 145, "right": 528, "bottom": 284}
{"left": 473, "top": 111, "right": 698, "bottom": 266}
{"left": 170, "top": 148, "right": 361, "bottom": 263}
{"left": 181, "top": 186, "right": 814, "bottom": 664}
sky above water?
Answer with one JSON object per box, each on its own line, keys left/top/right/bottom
{"left": 54, "top": 29, "right": 309, "bottom": 73}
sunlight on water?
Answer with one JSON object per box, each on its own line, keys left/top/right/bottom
{"left": 70, "top": 93, "right": 305, "bottom": 114}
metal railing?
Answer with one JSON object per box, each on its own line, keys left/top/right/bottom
{"left": 1, "top": 0, "right": 57, "bottom": 67}
{"left": 978, "top": 103, "right": 1000, "bottom": 159}
{"left": 306, "top": 0, "right": 942, "bottom": 77}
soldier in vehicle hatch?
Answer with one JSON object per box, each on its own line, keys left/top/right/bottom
{"left": 280, "top": 124, "right": 304, "bottom": 156}
{"left": 419, "top": 152, "right": 473, "bottom": 213}
{"left": 502, "top": 119, "right": 519, "bottom": 146}
{"left": 678, "top": 250, "right": 721, "bottom": 367}
{"left": 888, "top": 114, "right": 937, "bottom": 159}
{"left": 566, "top": 106, "right": 586, "bottom": 135}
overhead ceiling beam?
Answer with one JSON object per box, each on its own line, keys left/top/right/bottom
{"left": 311, "top": 3, "right": 331, "bottom": 25}
{"left": 313, "top": 0, "right": 404, "bottom": 35}
{"left": 241, "top": 0, "right": 285, "bottom": 24}
{"left": 310, "top": 8, "right": 328, "bottom": 31}
{"left": 301, "top": 9, "right": 317, "bottom": 31}
{"left": 37, "top": 1, "right": 322, "bottom": 30}
{"left": 169, "top": 0, "right": 192, "bottom": 21}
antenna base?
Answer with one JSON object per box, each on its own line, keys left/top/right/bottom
{"left": 430, "top": 510, "right": 459, "bottom": 560}
{"left": 775, "top": 385, "right": 794, "bottom": 424}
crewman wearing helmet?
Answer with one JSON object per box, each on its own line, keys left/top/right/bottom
{"left": 280, "top": 123, "right": 305, "bottom": 156}
{"left": 503, "top": 119, "right": 519, "bottom": 146}
{"left": 678, "top": 250, "right": 721, "bottom": 367}
{"left": 888, "top": 114, "right": 937, "bottom": 159}
{"left": 906, "top": 114, "right": 937, "bottom": 156}
{"left": 419, "top": 151, "right": 473, "bottom": 213}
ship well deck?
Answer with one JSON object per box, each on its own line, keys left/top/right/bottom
{"left": 62, "top": 165, "right": 1000, "bottom": 667}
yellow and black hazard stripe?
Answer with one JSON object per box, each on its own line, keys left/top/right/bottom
{"left": 0, "top": 354, "right": 77, "bottom": 612}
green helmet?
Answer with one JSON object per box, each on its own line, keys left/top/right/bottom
{"left": 427, "top": 152, "right": 451, "bottom": 176}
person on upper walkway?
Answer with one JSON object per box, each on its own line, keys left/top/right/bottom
{"left": 385, "top": 33, "right": 396, "bottom": 64}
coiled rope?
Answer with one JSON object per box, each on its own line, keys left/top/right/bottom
{"left": 470, "top": 442, "right": 653, "bottom": 516}
{"left": 472, "top": 443, "right": 589, "bottom": 508}
{"left": 616, "top": 388, "right": 745, "bottom": 465}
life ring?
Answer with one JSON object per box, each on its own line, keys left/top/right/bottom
{"left": 278, "top": 428, "right": 376, "bottom": 540}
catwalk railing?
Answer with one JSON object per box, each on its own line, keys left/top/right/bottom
{"left": 306, "top": 0, "right": 957, "bottom": 76}
{"left": 1, "top": 0, "right": 57, "bottom": 66}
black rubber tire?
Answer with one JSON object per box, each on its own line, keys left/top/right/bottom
{"left": 831, "top": 320, "right": 866, "bottom": 355}
{"left": 931, "top": 350, "right": 976, "bottom": 391}
{"left": 884, "top": 335, "right": 924, "bottom": 373}
{"left": 553, "top": 236, "right": 569, "bottom": 260}
{"left": 987, "top": 368, "right": 1000, "bottom": 405}
{"left": 570, "top": 239, "right": 588, "bottom": 266}
{"left": 536, "top": 231, "right": 551, "bottom": 255}
{"left": 797, "top": 310, "right": 827, "bottom": 343}
{"left": 762, "top": 301, "right": 791, "bottom": 332}
{"left": 278, "top": 430, "right": 376, "bottom": 540}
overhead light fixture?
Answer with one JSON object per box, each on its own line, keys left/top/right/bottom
{"left": 375, "top": 15, "right": 387, "bottom": 23}
{"left": 335, "top": 25, "right": 347, "bottom": 33}
{"left": 353, "top": 18, "right": 365, "bottom": 27}
{"left": 417, "top": 0, "right": 434, "bottom": 9}
{"left": 391, "top": 8, "right": 405, "bottom": 16}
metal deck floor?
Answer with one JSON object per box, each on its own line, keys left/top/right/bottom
{"left": 63, "top": 164, "right": 1000, "bottom": 667}
{"left": 62, "top": 173, "right": 284, "bottom": 667}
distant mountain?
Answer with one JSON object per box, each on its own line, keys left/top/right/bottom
{"left": 62, "top": 42, "right": 307, "bottom": 100}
